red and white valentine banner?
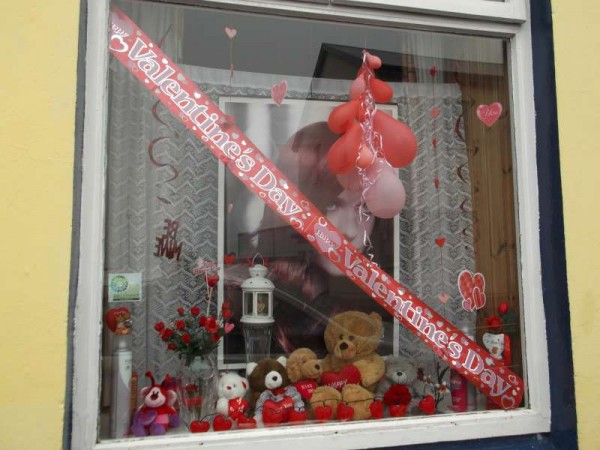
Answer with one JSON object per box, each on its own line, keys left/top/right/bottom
{"left": 109, "top": 8, "right": 524, "bottom": 410}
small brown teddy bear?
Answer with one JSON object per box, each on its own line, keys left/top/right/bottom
{"left": 309, "top": 311, "right": 385, "bottom": 421}
{"left": 246, "top": 356, "right": 307, "bottom": 426}
{"left": 286, "top": 348, "right": 322, "bottom": 401}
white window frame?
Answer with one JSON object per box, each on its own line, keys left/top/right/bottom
{"left": 72, "top": 0, "right": 549, "bottom": 449}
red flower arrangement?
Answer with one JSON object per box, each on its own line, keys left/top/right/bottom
{"left": 154, "top": 302, "right": 234, "bottom": 366}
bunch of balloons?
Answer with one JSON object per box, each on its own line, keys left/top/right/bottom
{"left": 326, "top": 51, "right": 418, "bottom": 219}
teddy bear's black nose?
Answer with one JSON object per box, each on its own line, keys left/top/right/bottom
{"left": 272, "top": 375, "right": 279, "bottom": 381}
{"left": 396, "top": 371, "right": 404, "bottom": 377}
{"left": 339, "top": 342, "right": 348, "bottom": 350}
{"left": 315, "top": 364, "right": 320, "bottom": 370}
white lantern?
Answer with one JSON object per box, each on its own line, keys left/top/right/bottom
{"left": 240, "top": 260, "right": 275, "bottom": 362}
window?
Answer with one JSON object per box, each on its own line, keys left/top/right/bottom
{"left": 73, "top": 0, "right": 550, "bottom": 449}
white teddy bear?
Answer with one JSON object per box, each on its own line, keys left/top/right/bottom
{"left": 216, "top": 372, "right": 249, "bottom": 420}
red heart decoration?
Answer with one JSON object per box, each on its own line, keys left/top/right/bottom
{"left": 434, "top": 177, "right": 439, "bottom": 189}
{"left": 212, "top": 414, "right": 233, "bottom": 431}
{"left": 431, "top": 107, "right": 441, "bottom": 118}
{"left": 189, "top": 420, "right": 210, "bottom": 433}
{"left": 458, "top": 270, "right": 487, "bottom": 312}
{"left": 429, "top": 66, "right": 437, "bottom": 78}
{"left": 438, "top": 292, "right": 449, "bottom": 304}
{"left": 263, "top": 398, "right": 294, "bottom": 425}
{"left": 104, "top": 307, "right": 131, "bottom": 333}
{"left": 288, "top": 409, "right": 307, "bottom": 424}
{"left": 418, "top": 395, "right": 436, "bottom": 415}
{"left": 369, "top": 400, "right": 384, "bottom": 419}
{"left": 293, "top": 380, "right": 318, "bottom": 400}
{"left": 314, "top": 405, "right": 334, "bottom": 422}
{"left": 236, "top": 415, "right": 257, "bottom": 429}
{"left": 271, "top": 80, "right": 288, "bottom": 106}
{"left": 435, "top": 237, "right": 446, "bottom": 248}
{"left": 321, "top": 365, "right": 362, "bottom": 391}
{"left": 476, "top": 102, "right": 502, "bottom": 127}
{"left": 389, "top": 403, "right": 407, "bottom": 418}
{"left": 336, "top": 403, "right": 355, "bottom": 421}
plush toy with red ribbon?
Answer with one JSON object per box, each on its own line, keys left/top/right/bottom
{"left": 327, "top": 51, "right": 418, "bottom": 219}
{"left": 131, "top": 372, "right": 180, "bottom": 436}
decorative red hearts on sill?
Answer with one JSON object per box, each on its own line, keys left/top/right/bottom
{"left": 418, "top": 395, "right": 436, "bottom": 415}
{"left": 288, "top": 409, "right": 307, "bottom": 424}
{"left": 321, "top": 365, "right": 362, "bottom": 391}
{"left": 314, "top": 405, "right": 334, "bottom": 422}
{"left": 369, "top": 400, "right": 384, "bottom": 419}
{"left": 189, "top": 420, "right": 210, "bottom": 433}
{"left": 212, "top": 414, "right": 233, "bottom": 431}
{"left": 236, "top": 415, "right": 257, "bottom": 429}
{"left": 389, "top": 403, "right": 407, "bottom": 418}
{"left": 336, "top": 403, "right": 355, "bottom": 421}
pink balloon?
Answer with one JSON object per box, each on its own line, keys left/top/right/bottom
{"left": 337, "top": 168, "right": 363, "bottom": 192}
{"left": 350, "top": 75, "right": 366, "bottom": 100}
{"left": 364, "top": 165, "right": 406, "bottom": 219}
{"left": 356, "top": 143, "right": 375, "bottom": 169}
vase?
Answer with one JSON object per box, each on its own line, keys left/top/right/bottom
{"left": 176, "top": 351, "right": 219, "bottom": 428}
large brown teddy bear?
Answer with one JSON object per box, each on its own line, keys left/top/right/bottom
{"left": 309, "top": 311, "right": 385, "bottom": 421}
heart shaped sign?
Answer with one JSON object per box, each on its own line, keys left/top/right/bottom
{"left": 321, "top": 365, "right": 362, "bottom": 391}
{"left": 458, "top": 269, "right": 486, "bottom": 312}
{"left": 224, "top": 27, "right": 237, "bottom": 39}
{"left": 476, "top": 102, "right": 502, "bottom": 127}
{"left": 271, "top": 80, "right": 288, "bottom": 106}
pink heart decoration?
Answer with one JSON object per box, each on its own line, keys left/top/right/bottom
{"left": 224, "top": 27, "right": 237, "bottom": 39}
{"left": 434, "top": 178, "right": 440, "bottom": 189}
{"left": 431, "top": 107, "right": 441, "bottom": 118}
{"left": 224, "top": 323, "right": 235, "bottom": 334}
{"left": 435, "top": 237, "right": 446, "bottom": 248}
{"left": 438, "top": 292, "right": 449, "bottom": 304}
{"left": 271, "top": 80, "right": 288, "bottom": 106}
{"left": 458, "top": 270, "right": 486, "bottom": 312}
{"left": 476, "top": 102, "right": 502, "bottom": 127}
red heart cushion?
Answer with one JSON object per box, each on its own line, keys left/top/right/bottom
{"left": 262, "top": 397, "right": 294, "bottom": 425}
{"left": 293, "top": 380, "right": 318, "bottom": 400}
{"left": 321, "top": 365, "right": 362, "bottom": 391}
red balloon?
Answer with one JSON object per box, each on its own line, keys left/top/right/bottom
{"left": 374, "top": 111, "right": 418, "bottom": 168}
{"left": 336, "top": 168, "right": 363, "bottom": 192}
{"left": 350, "top": 75, "right": 367, "bottom": 100}
{"left": 328, "top": 100, "right": 360, "bottom": 134}
{"left": 371, "top": 79, "right": 393, "bottom": 103}
{"left": 327, "top": 123, "right": 362, "bottom": 174}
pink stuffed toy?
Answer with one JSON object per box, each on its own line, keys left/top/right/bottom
{"left": 131, "top": 372, "right": 180, "bottom": 436}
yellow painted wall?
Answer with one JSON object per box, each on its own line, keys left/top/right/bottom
{"left": 553, "top": 1, "right": 600, "bottom": 450}
{"left": 0, "top": 2, "right": 79, "bottom": 450}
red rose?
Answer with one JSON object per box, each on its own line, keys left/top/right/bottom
{"left": 161, "top": 328, "right": 174, "bottom": 341}
{"left": 222, "top": 309, "right": 233, "bottom": 319}
{"left": 177, "top": 307, "right": 185, "bottom": 316}
{"left": 175, "top": 319, "right": 185, "bottom": 330}
{"left": 199, "top": 316, "right": 207, "bottom": 327}
{"left": 206, "top": 274, "right": 220, "bottom": 287}
{"left": 498, "top": 302, "right": 510, "bottom": 315}
{"left": 205, "top": 317, "right": 219, "bottom": 333}
{"left": 222, "top": 301, "right": 231, "bottom": 310}
{"left": 191, "top": 306, "right": 200, "bottom": 317}
{"left": 182, "top": 333, "right": 192, "bottom": 344}
{"left": 167, "top": 343, "right": 176, "bottom": 350}
{"left": 486, "top": 316, "right": 503, "bottom": 332}
{"left": 154, "top": 322, "right": 165, "bottom": 332}
{"left": 211, "top": 333, "right": 220, "bottom": 343}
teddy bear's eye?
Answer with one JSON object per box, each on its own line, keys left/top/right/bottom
{"left": 349, "top": 335, "right": 355, "bottom": 341}
{"left": 339, "top": 334, "right": 344, "bottom": 340}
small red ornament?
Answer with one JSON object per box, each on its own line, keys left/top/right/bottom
{"left": 336, "top": 403, "right": 355, "bottom": 421}
{"left": 191, "top": 306, "right": 200, "bottom": 317}
{"left": 182, "top": 333, "right": 191, "bottom": 344}
{"left": 389, "top": 403, "right": 407, "bottom": 418}
{"left": 199, "top": 316, "right": 207, "bottom": 326}
{"left": 212, "top": 414, "right": 233, "bottom": 431}
{"left": 429, "top": 66, "right": 437, "bottom": 78}
{"left": 177, "top": 307, "right": 185, "bottom": 316}
{"left": 189, "top": 420, "right": 210, "bottom": 433}
{"left": 435, "top": 237, "right": 446, "bottom": 248}
{"left": 154, "top": 322, "right": 165, "bottom": 332}
{"left": 288, "top": 409, "right": 307, "bottom": 424}
{"left": 207, "top": 274, "right": 220, "bottom": 287}
{"left": 369, "top": 400, "right": 384, "bottom": 419}
{"left": 161, "top": 328, "right": 173, "bottom": 341}
{"left": 486, "top": 316, "right": 503, "bottom": 332}
{"left": 223, "top": 253, "right": 236, "bottom": 265}
{"left": 314, "top": 405, "right": 334, "bottom": 422}
{"left": 175, "top": 319, "right": 185, "bottom": 330}
{"left": 498, "top": 302, "right": 510, "bottom": 315}
{"left": 418, "top": 395, "right": 436, "bottom": 415}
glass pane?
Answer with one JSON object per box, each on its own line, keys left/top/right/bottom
{"left": 101, "top": 0, "right": 526, "bottom": 440}
{"left": 244, "top": 293, "right": 254, "bottom": 316}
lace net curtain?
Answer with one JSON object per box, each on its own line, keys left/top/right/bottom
{"left": 104, "top": 3, "right": 475, "bottom": 383}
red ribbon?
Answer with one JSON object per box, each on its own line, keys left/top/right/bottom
{"left": 109, "top": 8, "right": 524, "bottom": 410}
